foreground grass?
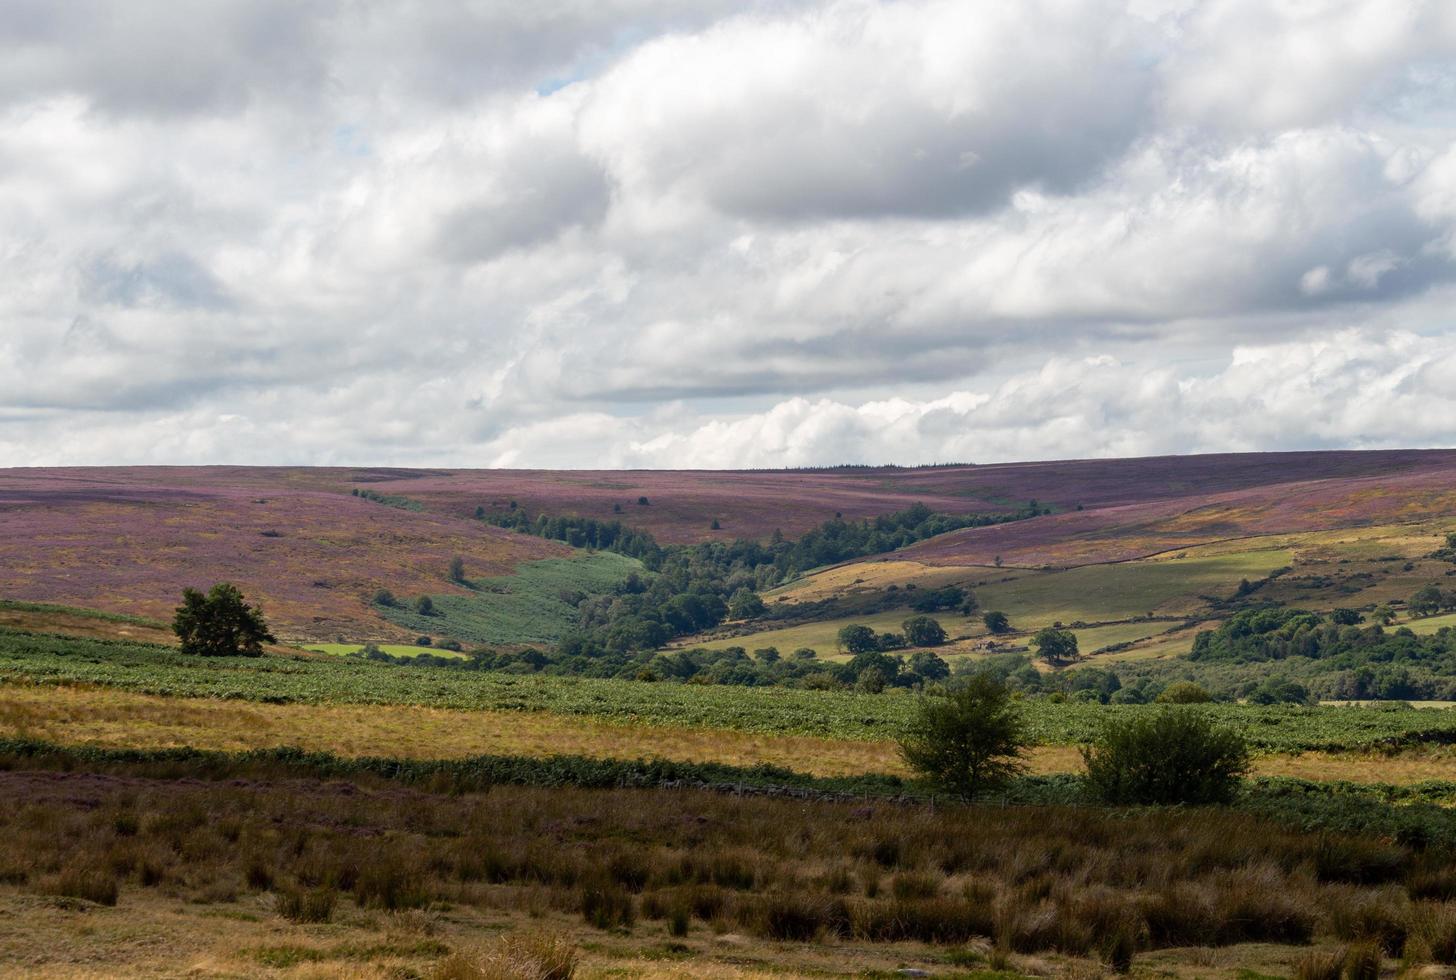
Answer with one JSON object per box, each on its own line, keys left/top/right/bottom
{"left": 1, "top": 767, "right": 1453, "bottom": 978}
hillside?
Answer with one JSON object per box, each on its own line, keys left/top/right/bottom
{"left": 5, "top": 450, "right": 1456, "bottom": 647}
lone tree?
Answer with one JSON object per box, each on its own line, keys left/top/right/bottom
{"left": 1031, "top": 626, "right": 1078, "bottom": 666}
{"left": 901, "top": 615, "right": 947, "bottom": 648}
{"left": 1082, "top": 707, "right": 1250, "bottom": 805}
{"left": 982, "top": 610, "right": 1012, "bottom": 634}
{"left": 449, "top": 555, "right": 466, "bottom": 583}
{"left": 899, "top": 674, "right": 1027, "bottom": 799}
{"left": 173, "top": 583, "right": 275, "bottom": 657}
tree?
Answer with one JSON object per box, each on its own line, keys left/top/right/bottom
{"left": 909, "top": 650, "right": 950, "bottom": 681}
{"left": 837, "top": 623, "right": 879, "bottom": 654}
{"left": 415, "top": 595, "right": 435, "bottom": 615}
{"left": 1371, "top": 605, "right": 1397, "bottom": 626}
{"left": 449, "top": 556, "right": 466, "bottom": 583}
{"left": 1031, "top": 627, "right": 1078, "bottom": 666}
{"left": 710, "top": 518, "right": 721, "bottom": 530}
{"left": 898, "top": 674, "right": 1027, "bottom": 799}
{"left": 372, "top": 588, "right": 397, "bottom": 608}
{"left": 172, "top": 583, "right": 275, "bottom": 657}
{"left": 902, "top": 615, "right": 947, "bottom": 648}
{"left": 728, "top": 587, "right": 766, "bottom": 620}
{"left": 983, "top": 610, "right": 1011, "bottom": 634}
{"left": 856, "top": 666, "right": 887, "bottom": 693}
{"left": 637, "top": 496, "right": 650, "bottom": 506}
{"left": 1411, "top": 584, "right": 1445, "bottom": 617}
{"left": 1330, "top": 608, "right": 1363, "bottom": 626}
{"left": 1082, "top": 708, "right": 1250, "bottom": 805}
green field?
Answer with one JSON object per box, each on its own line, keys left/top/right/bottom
{"left": 1402, "top": 612, "right": 1456, "bottom": 635}
{"left": 973, "top": 548, "right": 1295, "bottom": 628}
{"left": 688, "top": 549, "right": 1289, "bottom": 658}
{"left": 379, "top": 552, "right": 642, "bottom": 645}
{"left": 304, "top": 642, "right": 468, "bottom": 659}
{"left": 5, "top": 627, "right": 1456, "bottom": 753}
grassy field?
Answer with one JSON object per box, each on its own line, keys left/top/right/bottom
{"left": 7, "top": 629, "right": 1456, "bottom": 753}
{"left": 304, "top": 642, "right": 469, "bottom": 659}
{"left": 8, "top": 681, "right": 1456, "bottom": 787}
{"left": 699, "top": 548, "right": 1291, "bottom": 660}
{"left": 378, "top": 552, "right": 642, "bottom": 645}
{"left": 9, "top": 764, "right": 1440, "bottom": 979}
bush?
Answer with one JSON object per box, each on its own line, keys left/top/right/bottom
{"left": 898, "top": 674, "right": 1027, "bottom": 799}
{"left": 1157, "top": 681, "right": 1212, "bottom": 704}
{"left": 983, "top": 611, "right": 1011, "bottom": 634}
{"left": 1082, "top": 708, "right": 1250, "bottom": 805}
{"left": 172, "top": 583, "right": 275, "bottom": 657}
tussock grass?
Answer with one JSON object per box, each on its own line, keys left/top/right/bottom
{"left": 4, "top": 768, "right": 1456, "bottom": 966}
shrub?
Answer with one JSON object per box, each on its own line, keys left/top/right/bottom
{"left": 1082, "top": 708, "right": 1250, "bottom": 805}
{"left": 898, "top": 674, "right": 1027, "bottom": 799}
{"left": 415, "top": 596, "right": 435, "bottom": 616}
{"left": 373, "top": 589, "right": 397, "bottom": 607}
{"left": 172, "top": 583, "right": 275, "bottom": 657}
{"left": 1156, "top": 681, "right": 1212, "bottom": 704}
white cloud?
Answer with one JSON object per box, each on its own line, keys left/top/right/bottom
{"left": 1, "top": 1, "right": 1456, "bottom": 466}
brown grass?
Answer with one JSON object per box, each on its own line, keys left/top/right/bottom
{"left": 1, "top": 768, "right": 1452, "bottom": 978}
{"left": 4, "top": 683, "right": 1453, "bottom": 786}
{"left": 0, "top": 682, "right": 904, "bottom": 777}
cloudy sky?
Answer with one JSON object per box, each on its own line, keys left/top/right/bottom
{"left": 3, "top": 0, "right": 1456, "bottom": 468}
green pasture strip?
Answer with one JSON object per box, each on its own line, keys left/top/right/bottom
{"left": 5, "top": 627, "right": 1456, "bottom": 753}
{"left": 378, "top": 552, "right": 642, "bottom": 645}
{"left": 2, "top": 737, "right": 1455, "bottom": 845}
{"left": 0, "top": 599, "right": 166, "bottom": 628}
{"left": 304, "top": 643, "right": 468, "bottom": 660}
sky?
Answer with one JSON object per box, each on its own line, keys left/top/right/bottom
{"left": 3, "top": 0, "right": 1456, "bottom": 469}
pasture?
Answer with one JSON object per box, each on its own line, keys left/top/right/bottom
{"left": 378, "top": 552, "right": 643, "bottom": 645}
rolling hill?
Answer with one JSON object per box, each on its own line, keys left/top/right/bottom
{"left": 5, "top": 450, "right": 1456, "bottom": 645}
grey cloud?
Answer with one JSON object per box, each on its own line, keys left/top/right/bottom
{"left": 0, "top": 0, "right": 332, "bottom": 117}
{"left": 80, "top": 251, "right": 234, "bottom": 311}
{"left": 433, "top": 151, "right": 610, "bottom": 262}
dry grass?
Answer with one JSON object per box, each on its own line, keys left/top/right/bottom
{"left": 0, "top": 768, "right": 1451, "bottom": 978}
{"left": 4, "top": 683, "right": 1454, "bottom": 786}
{"left": 0, "top": 682, "right": 905, "bottom": 778}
